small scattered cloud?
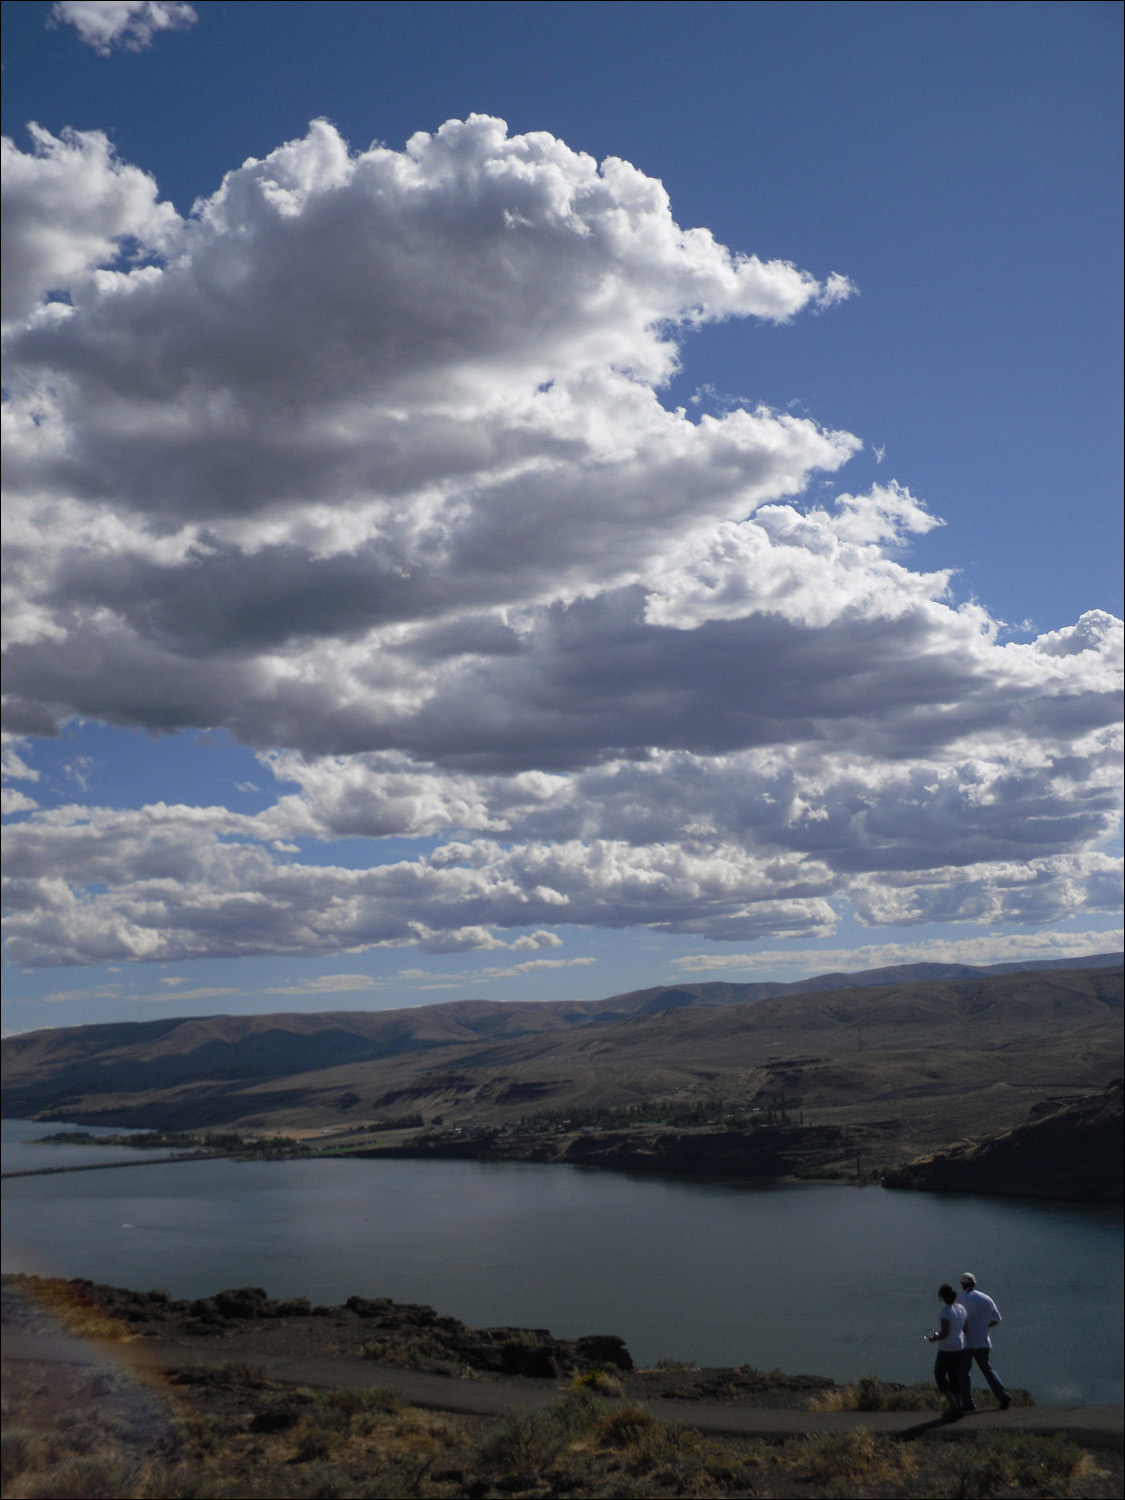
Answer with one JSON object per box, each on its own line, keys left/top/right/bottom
{"left": 1, "top": 788, "right": 39, "bottom": 815}
{"left": 395, "top": 969, "right": 466, "bottom": 990}
{"left": 399, "top": 955, "right": 596, "bottom": 990}
{"left": 64, "top": 756, "right": 94, "bottom": 791}
{"left": 266, "top": 973, "right": 382, "bottom": 995}
{"left": 509, "top": 930, "right": 564, "bottom": 951}
{"left": 50, "top": 2, "right": 197, "bottom": 56}
{"left": 133, "top": 985, "right": 241, "bottom": 1003}
{"left": 476, "top": 956, "right": 596, "bottom": 980}
{"left": 39, "top": 977, "right": 240, "bottom": 1004}
{"left": 815, "top": 271, "right": 857, "bottom": 309}
{"left": 40, "top": 981, "right": 127, "bottom": 1004}
{"left": 1, "top": 736, "right": 40, "bottom": 782}
{"left": 671, "top": 928, "right": 1124, "bottom": 979}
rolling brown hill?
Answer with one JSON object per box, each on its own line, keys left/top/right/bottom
{"left": 5, "top": 953, "right": 1119, "bottom": 1113}
{"left": 3, "top": 964, "right": 1121, "bottom": 1171}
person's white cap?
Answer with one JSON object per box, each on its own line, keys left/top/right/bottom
{"left": 960, "top": 1272, "right": 976, "bottom": 1287}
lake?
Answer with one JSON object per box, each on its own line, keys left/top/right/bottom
{"left": 3, "top": 1119, "right": 1121, "bottom": 1405}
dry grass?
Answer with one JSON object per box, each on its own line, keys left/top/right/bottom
{"left": 809, "top": 1373, "right": 1034, "bottom": 1413}
{"left": 359, "top": 1332, "right": 469, "bottom": 1377}
{"left": 798, "top": 1426, "right": 914, "bottom": 1487}
{"left": 1, "top": 1355, "right": 1117, "bottom": 1500}
{"left": 12, "top": 1280, "right": 138, "bottom": 1345}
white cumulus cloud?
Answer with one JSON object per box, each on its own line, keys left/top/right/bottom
{"left": 51, "top": 2, "right": 197, "bottom": 55}
{"left": 1, "top": 116, "right": 1120, "bottom": 971}
{"left": 1, "top": 124, "right": 178, "bottom": 326}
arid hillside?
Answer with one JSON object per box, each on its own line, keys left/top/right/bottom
{"left": 4, "top": 965, "right": 1120, "bottom": 1171}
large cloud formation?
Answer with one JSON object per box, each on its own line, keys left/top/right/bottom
{"left": 2, "top": 117, "right": 1121, "bottom": 968}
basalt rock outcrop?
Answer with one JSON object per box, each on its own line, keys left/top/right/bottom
{"left": 2, "top": 1275, "right": 632, "bottom": 1378}
{"left": 340, "top": 1293, "right": 632, "bottom": 1376}
{"left": 883, "top": 1080, "right": 1123, "bottom": 1204}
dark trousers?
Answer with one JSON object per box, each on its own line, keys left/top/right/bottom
{"left": 967, "top": 1346, "right": 1009, "bottom": 1404}
{"left": 934, "top": 1349, "right": 971, "bottom": 1409}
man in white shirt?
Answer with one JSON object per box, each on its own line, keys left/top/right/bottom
{"left": 958, "top": 1271, "right": 1012, "bottom": 1410}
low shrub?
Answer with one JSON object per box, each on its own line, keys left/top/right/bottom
{"left": 292, "top": 1429, "right": 333, "bottom": 1463}
{"left": 15, "top": 1453, "right": 142, "bottom": 1499}
{"left": 476, "top": 1408, "right": 565, "bottom": 1473}
{"left": 477, "top": 1389, "right": 605, "bottom": 1475}
{"left": 359, "top": 1333, "right": 464, "bottom": 1375}
{"left": 944, "top": 1431, "right": 1090, "bottom": 1499}
{"left": 249, "top": 1405, "right": 301, "bottom": 1434}
{"left": 1, "top": 1427, "right": 41, "bottom": 1488}
{"left": 571, "top": 1367, "right": 625, "bottom": 1397}
{"left": 127, "top": 1461, "right": 220, "bottom": 1500}
{"left": 549, "top": 1386, "right": 607, "bottom": 1438}
{"left": 291, "top": 1460, "right": 353, "bottom": 1497}
{"left": 595, "top": 1406, "right": 659, "bottom": 1449}
{"left": 798, "top": 1427, "right": 912, "bottom": 1487}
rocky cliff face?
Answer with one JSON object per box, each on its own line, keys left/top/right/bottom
{"left": 883, "top": 1081, "right": 1123, "bottom": 1203}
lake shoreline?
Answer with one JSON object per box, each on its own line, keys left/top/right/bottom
{"left": 332, "top": 1087, "right": 1124, "bottom": 1205}
{"left": 7, "top": 1090, "right": 1122, "bottom": 1206}
{"left": 6, "top": 1120, "right": 1121, "bottom": 1403}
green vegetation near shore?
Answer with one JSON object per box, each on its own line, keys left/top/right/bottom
{"left": 34, "top": 1122, "right": 426, "bottom": 1157}
{"left": 38, "top": 1130, "right": 258, "bottom": 1151}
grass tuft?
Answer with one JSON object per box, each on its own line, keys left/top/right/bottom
{"left": 810, "top": 1373, "right": 942, "bottom": 1411}
{"left": 1, "top": 1427, "right": 42, "bottom": 1488}
{"left": 570, "top": 1367, "right": 625, "bottom": 1397}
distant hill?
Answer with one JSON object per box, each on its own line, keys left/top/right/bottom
{"left": 599, "top": 952, "right": 1124, "bottom": 1014}
{"left": 5, "top": 954, "right": 1121, "bottom": 1115}
{"left": 3, "top": 960, "right": 1121, "bottom": 1167}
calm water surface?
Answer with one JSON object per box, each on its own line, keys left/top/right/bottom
{"left": 3, "top": 1119, "right": 1120, "bottom": 1404}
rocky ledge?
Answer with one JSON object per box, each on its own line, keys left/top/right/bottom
{"left": 2, "top": 1275, "right": 631, "bottom": 1380}
{"left": 884, "top": 1080, "right": 1123, "bottom": 1203}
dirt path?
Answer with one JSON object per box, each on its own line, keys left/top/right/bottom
{"left": 4, "top": 1325, "right": 1121, "bottom": 1452}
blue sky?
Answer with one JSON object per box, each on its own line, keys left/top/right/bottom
{"left": 2, "top": 0, "right": 1121, "bottom": 1033}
